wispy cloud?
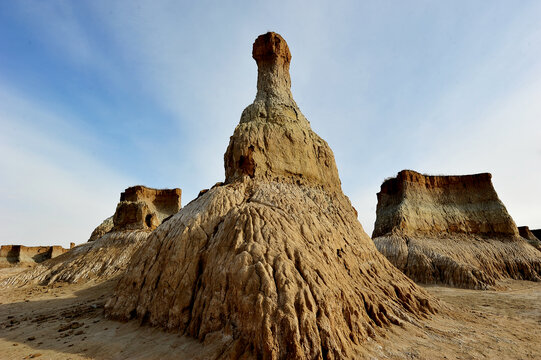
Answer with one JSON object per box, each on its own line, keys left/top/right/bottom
{"left": 0, "top": 85, "right": 134, "bottom": 246}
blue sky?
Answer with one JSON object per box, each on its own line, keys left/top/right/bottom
{"left": 1, "top": 1, "right": 540, "bottom": 247}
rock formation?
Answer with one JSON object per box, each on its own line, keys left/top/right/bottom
{"left": 532, "top": 229, "right": 541, "bottom": 241}
{"left": 88, "top": 186, "right": 182, "bottom": 241}
{"left": 518, "top": 226, "right": 541, "bottom": 251}
{"left": 373, "top": 170, "right": 541, "bottom": 289}
{"left": 113, "top": 186, "right": 182, "bottom": 231}
{"left": 88, "top": 216, "right": 113, "bottom": 242}
{"left": 0, "top": 245, "right": 69, "bottom": 266}
{"left": 1, "top": 185, "right": 181, "bottom": 287}
{"left": 105, "top": 32, "right": 436, "bottom": 359}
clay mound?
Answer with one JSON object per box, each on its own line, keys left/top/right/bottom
{"left": 373, "top": 170, "right": 541, "bottom": 289}
{"left": 105, "top": 32, "right": 436, "bottom": 359}
{"left": 2, "top": 185, "right": 181, "bottom": 287}
{"left": 518, "top": 226, "right": 541, "bottom": 251}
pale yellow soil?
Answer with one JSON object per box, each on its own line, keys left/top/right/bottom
{"left": 0, "top": 267, "right": 539, "bottom": 359}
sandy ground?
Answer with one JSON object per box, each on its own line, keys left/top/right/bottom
{"left": 1, "top": 267, "right": 540, "bottom": 359}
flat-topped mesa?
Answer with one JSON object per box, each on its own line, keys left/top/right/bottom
{"left": 225, "top": 32, "right": 341, "bottom": 191}
{"left": 373, "top": 170, "right": 518, "bottom": 238}
{"left": 373, "top": 170, "right": 541, "bottom": 289}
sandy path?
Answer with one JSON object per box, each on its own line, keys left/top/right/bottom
{"left": 1, "top": 269, "right": 540, "bottom": 359}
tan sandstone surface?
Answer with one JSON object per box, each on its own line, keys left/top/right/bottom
{"left": 103, "top": 32, "right": 437, "bottom": 359}
{"left": 1, "top": 185, "right": 181, "bottom": 287}
{"left": 373, "top": 170, "right": 541, "bottom": 289}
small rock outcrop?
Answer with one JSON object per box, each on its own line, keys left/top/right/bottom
{"left": 88, "top": 216, "right": 113, "bottom": 241}
{"left": 2, "top": 186, "right": 181, "bottom": 286}
{"left": 373, "top": 170, "right": 541, "bottom": 289}
{"left": 113, "top": 186, "right": 182, "bottom": 231}
{"left": 518, "top": 226, "right": 541, "bottom": 251}
{"left": 0, "top": 245, "right": 69, "bottom": 266}
{"left": 105, "top": 33, "right": 436, "bottom": 359}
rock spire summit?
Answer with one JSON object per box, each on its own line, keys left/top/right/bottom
{"left": 252, "top": 32, "right": 293, "bottom": 103}
{"left": 224, "top": 32, "right": 341, "bottom": 190}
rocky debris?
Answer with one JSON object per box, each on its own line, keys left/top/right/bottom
{"left": 373, "top": 170, "right": 541, "bottom": 289}
{"left": 105, "top": 32, "right": 437, "bottom": 359}
{"left": 0, "top": 245, "right": 69, "bottom": 266}
{"left": 88, "top": 216, "right": 113, "bottom": 242}
{"left": 518, "top": 226, "right": 541, "bottom": 251}
{"left": 1, "top": 185, "right": 181, "bottom": 287}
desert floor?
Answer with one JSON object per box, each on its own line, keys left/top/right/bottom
{"left": 1, "top": 267, "right": 540, "bottom": 360}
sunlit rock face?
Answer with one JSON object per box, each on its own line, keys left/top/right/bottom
{"left": 105, "top": 32, "right": 437, "bottom": 359}
{"left": 373, "top": 170, "right": 541, "bottom": 289}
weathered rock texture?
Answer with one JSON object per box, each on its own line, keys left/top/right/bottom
{"left": 373, "top": 170, "right": 541, "bottom": 289}
{"left": 105, "top": 32, "right": 437, "bottom": 359}
{"left": 2, "top": 186, "right": 181, "bottom": 287}
{"left": 518, "top": 226, "right": 541, "bottom": 251}
{"left": 0, "top": 245, "right": 69, "bottom": 266}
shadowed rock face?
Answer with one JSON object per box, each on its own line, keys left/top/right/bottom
{"left": 518, "top": 226, "right": 541, "bottom": 251}
{"left": 373, "top": 170, "right": 541, "bottom": 289}
{"left": 105, "top": 32, "right": 436, "bottom": 359}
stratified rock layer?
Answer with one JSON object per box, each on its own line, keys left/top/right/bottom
{"left": 518, "top": 226, "right": 541, "bottom": 251}
{"left": 2, "top": 185, "right": 181, "bottom": 286}
{"left": 105, "top": 32, "right": 436, "bottom": 359}
{"left": 373, "top": 170, "right": 541, "bottom": 289}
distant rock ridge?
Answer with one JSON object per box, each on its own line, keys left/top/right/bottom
{"left": 518, "top": 226, "right": 541, "bottom": 251}
{"left": 373, "top": 170, "right": 541, "bottom": 289}
{"left": 0, "top": 245, "right": 69, "bottom": 266}
{"left": 105, "top": 32, "right": 437, "bottom": 359}
{"left": 2, "top": 185, "right": 181, "bottom": 286}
